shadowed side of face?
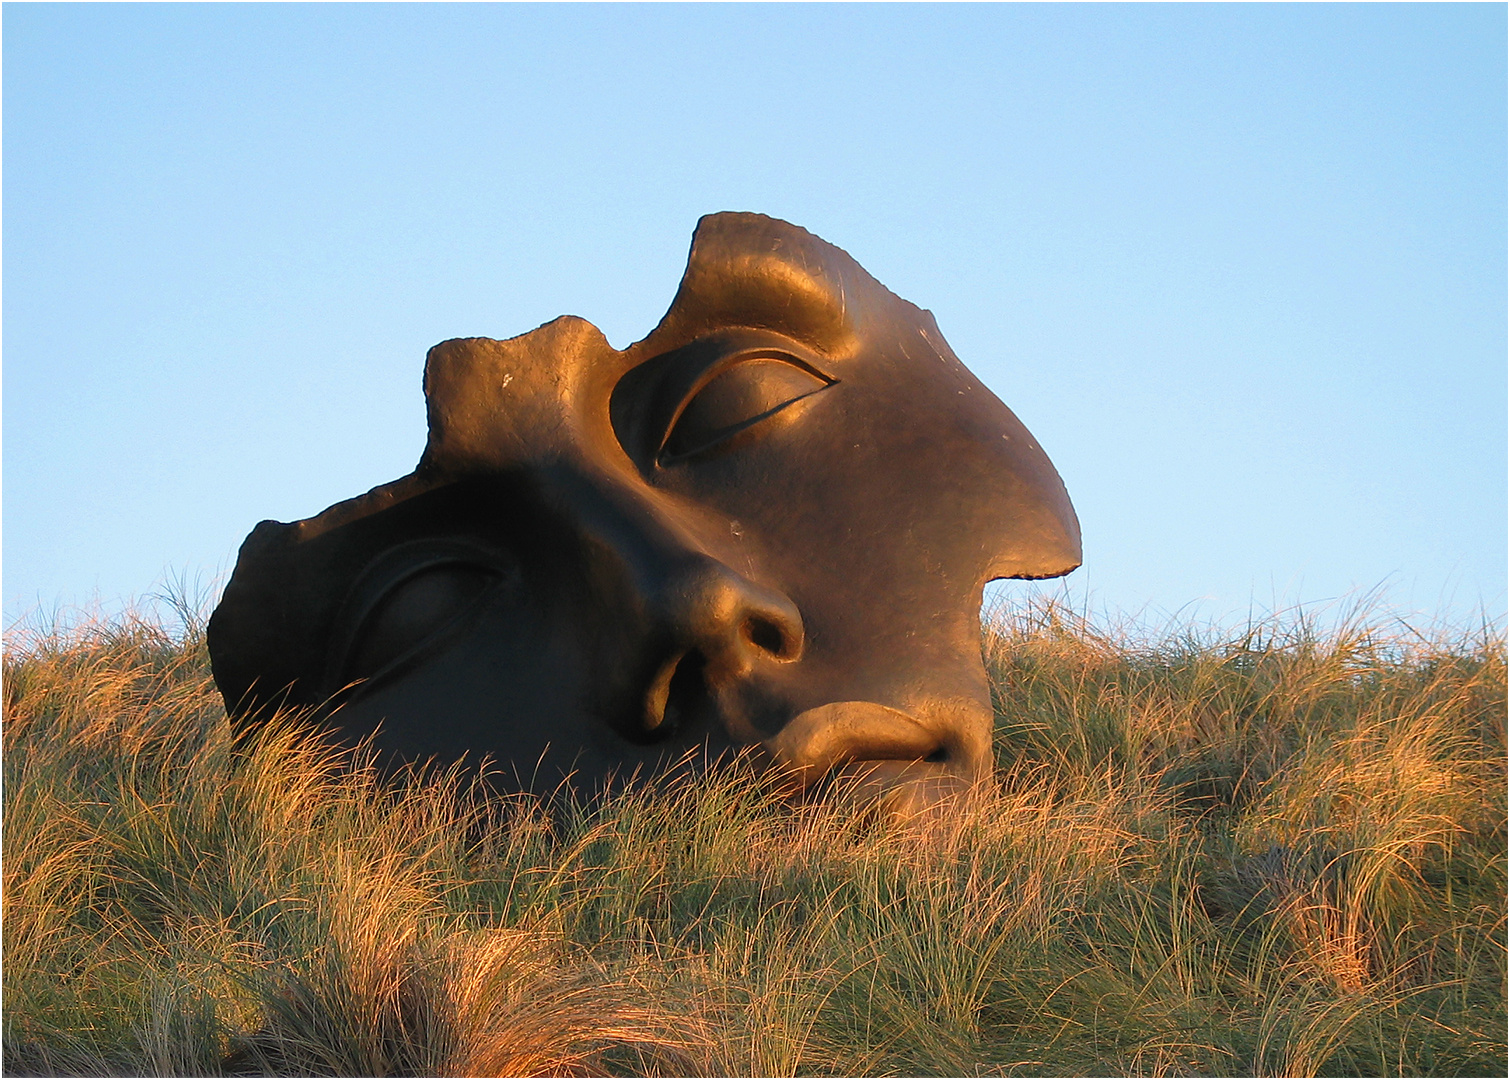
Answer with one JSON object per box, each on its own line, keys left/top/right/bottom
{"left": 207, "top": 213, "right": 1081, "bottom": 810}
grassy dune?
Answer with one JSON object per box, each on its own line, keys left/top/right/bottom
{"left": 3, "top": 599, "right": 1504, "bottom": 1077}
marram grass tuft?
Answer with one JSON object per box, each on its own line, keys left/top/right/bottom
{"left": 4, "top": 599, "right": 1504, "bottom": 1076}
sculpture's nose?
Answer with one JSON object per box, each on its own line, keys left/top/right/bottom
{"left": 637, "top": 558, "right": 804, "bottom": 738}
{"left": 661, "top": 559, "right": 805, "bottom": 670}
{"left": 535, "top": 460, "right": 806, "bottom": 743}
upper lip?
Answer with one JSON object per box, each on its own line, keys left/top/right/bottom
{"left": 763, "top": 700, "right": 944, "bottom": 790}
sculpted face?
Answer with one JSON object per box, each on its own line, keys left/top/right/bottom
{"left": 207, "top": 213, "right": 1081, "bottom": 812}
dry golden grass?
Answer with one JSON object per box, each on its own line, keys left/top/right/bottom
{"left": 3, "top": 597, "right": 1504, "bottom": 1076}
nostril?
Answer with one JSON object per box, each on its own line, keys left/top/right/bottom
{"left": 925, "top": 746, "right": 949, "bottom": 764}
{"left": 663, "top": 650, "right": 707, "bottom": 734}
{"left": 637, "top": 650, "right": 709, "bottom": 743}
{"left": 743, "top": 615, "right": 791, "bottom": 659}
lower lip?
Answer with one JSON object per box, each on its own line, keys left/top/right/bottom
{"left": 819, "top": 759, "right": 974, "bottom": 817}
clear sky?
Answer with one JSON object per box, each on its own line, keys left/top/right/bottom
{"left": 4, "top": 3, "right": 1505, "bottom": 631}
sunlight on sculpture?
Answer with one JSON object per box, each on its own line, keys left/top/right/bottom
{"left": 207, "top": 213, "right": 1081, "bottom": 814}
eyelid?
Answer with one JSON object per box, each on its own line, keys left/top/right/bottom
{"left": 324, "top": 541, "right": 517, "bottom": 695}
{"left": 654, "top": 348, "right": 835, "bottom": 462}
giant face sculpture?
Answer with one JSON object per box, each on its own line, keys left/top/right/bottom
{"left": 208, "top": 213, "right": 1080, "bottom": 812}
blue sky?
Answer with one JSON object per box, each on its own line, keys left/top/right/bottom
{"left": 4, "top": 3, "right": 1505, "bottom": 630}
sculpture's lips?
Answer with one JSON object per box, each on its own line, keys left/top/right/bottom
{"left": 767, "top": 700, "right": 937, "bottom": 784}
{"left": 764, "top": 700, "right": 981, "bottom": 814}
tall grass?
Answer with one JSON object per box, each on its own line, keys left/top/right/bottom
{"left": 3, "top": 598, "right": 1504, "bottom": 1076}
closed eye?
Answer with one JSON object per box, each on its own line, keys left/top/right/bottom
{"left": 658, "top": 354, "right": 833, "bottom": 465}
{"left": 325, "top": 544, "right": 516, "bottom": 695}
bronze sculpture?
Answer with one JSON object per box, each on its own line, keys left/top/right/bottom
{"left": 207, "top": 213, "right": 1081, "bottom": 813}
